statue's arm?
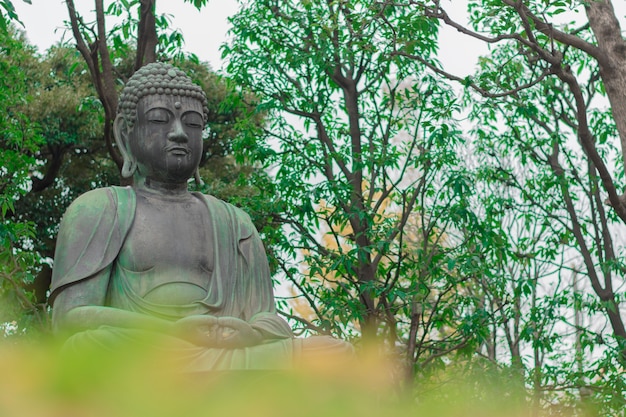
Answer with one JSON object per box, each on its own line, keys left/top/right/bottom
{"left": 52, "top": 268, "right": 174, "bottom": 335}
{"left": 51, "top": 187, "right": 175, "bottom": 336}
{"left": 238, "top": 227, "right": 293, "bottom": 340}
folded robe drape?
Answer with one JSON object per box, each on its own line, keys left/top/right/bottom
{"left": 50, "top": 186, "right": 297, "bottom": 370}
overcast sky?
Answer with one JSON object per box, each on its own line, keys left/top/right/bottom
{"left": 12, "top": 0, "right": 490, "bottom": 75}
{"left": 13, "top": 0, "right": 239, "bottom": 69}
{"left": 11, "top": 1, "right": 626, "bottom": 78}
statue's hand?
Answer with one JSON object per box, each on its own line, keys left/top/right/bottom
{"left": 215, "top": 317, "right": 263, "bottom": 348}
{"left": 174, "top": 315, "right": 219, "bottom": 347}
{"left": 174, "top": 315, "right": 262, "bottom": 348}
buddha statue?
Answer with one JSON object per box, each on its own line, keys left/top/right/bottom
{"left": 50, "top": 62, "right": 350, "bottom": 370}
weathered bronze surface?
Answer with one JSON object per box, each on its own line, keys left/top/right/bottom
{"left": 50, "top": 63, "right": 310, "bottom": 370}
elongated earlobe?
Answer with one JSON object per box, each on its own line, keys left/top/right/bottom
{"left": 121, "top": 158, "right": 137, "bottom": 178}
{"left": 194, "top": 169, "right": 204, "bottom": 187}
{"left": 113, "top": 115, "right": 137, "bottom": 179}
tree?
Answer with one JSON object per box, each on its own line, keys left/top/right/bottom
{"left": 403, "top": 0, "right": 626, "bottom": 355}
{"left": 0, "top": 27, "right": 46, "bottom": 334}
{"left": 390, "top": 0, "right": 626, "bottom": 411}
{"left": 0, "top": 0, "right": 28, "bottom": 33}
{"left": 225, "top": 0, "right": 492, "bottom": 381}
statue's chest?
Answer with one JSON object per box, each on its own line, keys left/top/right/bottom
{"left": 119, "top": 194, "right": 214, "bottom": 274}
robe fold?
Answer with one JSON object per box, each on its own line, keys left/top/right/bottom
{"left": 50, "top": 186, "right": 297, "bottom": 370}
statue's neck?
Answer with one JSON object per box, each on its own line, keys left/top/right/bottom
{"left": 137, "top": 177, "right": 191, "bottom": 199}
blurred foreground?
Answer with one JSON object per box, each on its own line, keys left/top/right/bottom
{"left": 0, "top": 339, "right": 583, "bottom": 417}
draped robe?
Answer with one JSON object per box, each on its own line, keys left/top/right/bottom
{"left": 50, "top": 186, "right": 296, "bottom": 370}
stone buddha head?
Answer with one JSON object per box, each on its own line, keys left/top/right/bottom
{"left": 114, "top": 63, "right": 209, "bottom": 185}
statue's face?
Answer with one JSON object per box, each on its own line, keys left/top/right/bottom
{"left": 129, "top": 94, "right": 204, "bottom": 184}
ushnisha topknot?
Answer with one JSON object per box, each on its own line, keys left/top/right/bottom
{"left": 117, "top": 62, "right": 209, "bottom": 130}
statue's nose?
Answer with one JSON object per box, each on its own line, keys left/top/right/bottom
{"left": 167, "top": 119, "right": 188, "bottom": 143}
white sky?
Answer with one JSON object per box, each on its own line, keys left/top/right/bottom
{"left": 13, "top": 0, "right": 240, "bottom": 70}
{"left": 12, "top": 0, "right": 489, "bottom": 75}
{"left": 11, "top": 1, "right": 626, "bottom": 76}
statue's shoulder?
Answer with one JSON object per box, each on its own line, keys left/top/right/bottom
{"left": 198, "top": 193, "right": 257, "bottom": 239}
{"left": 199, "top": 193, "right": 253, "bottom": 222}
{"left": 67, "top": 186, "right": 113, "bottom": 207}
{"left": 65, "top": 186, "right": 134, "bottom": 212}
{"left": 61, "top": 187, "right": 136, "bottom": 231}
{"left": 51, "top": 186, "right": 135, "bottom": 298}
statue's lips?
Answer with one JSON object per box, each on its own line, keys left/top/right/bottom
{"left": 165, "top": 146, "right": 190, "bottom": 156}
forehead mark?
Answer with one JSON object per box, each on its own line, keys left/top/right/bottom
{"left": 174, "top": 101, "right": 182, "bottom": 109}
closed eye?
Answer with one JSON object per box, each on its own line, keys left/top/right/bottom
{"left": 146, "top": 108, "right": 170, "bottom": 124}
{"left": 182, "top": 113, "right": 204, "bottom": 129}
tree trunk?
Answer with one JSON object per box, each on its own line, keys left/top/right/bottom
{"left": 66, "top": 0, "right": 160, "bottom": 178}
{"left": 585, "top": 1, "right": 626, "bottom": 171}
{"left": 135, "top": 0, "right": 158, "bottom": 70}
